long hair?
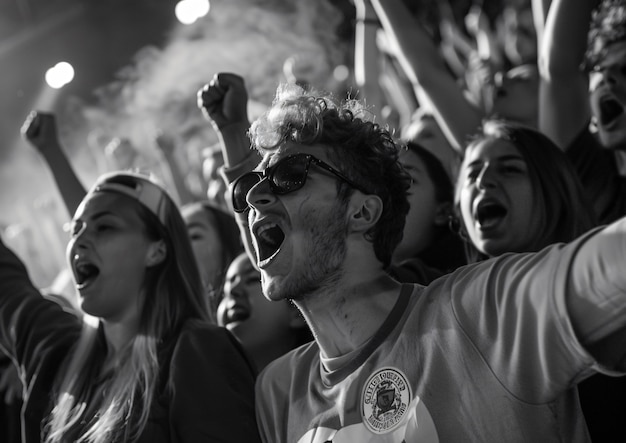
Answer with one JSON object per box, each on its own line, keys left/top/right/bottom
{"left": 45, "top": 172, "right": 210, "bottom": 442}
{"left": 455, "top": 120, "right": 598, "bottom": 263}
{"left": 404, "top": 142, "right": 466, "bottom": 272}
{"left": 248, "top": 82, "right": 411, "bottom": 268}
{"left": 181, "top": 200, "right": 244, "bottom": 294}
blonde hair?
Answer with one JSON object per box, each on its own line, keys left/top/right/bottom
{"left": 45, "top": 323, "right": 159, "bottom": 442}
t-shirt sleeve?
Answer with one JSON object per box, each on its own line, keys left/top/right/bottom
{"left": 168, "top": 324, "right": 262, "bottom": 443}
{"left": 448, "top": 236, "right": 603, "bottom": 403}
{"left": 567, "top": 218, "right": 626, "bottom": 369}
{"left": 254, "top": 352, "right": 300, "bottom": 443}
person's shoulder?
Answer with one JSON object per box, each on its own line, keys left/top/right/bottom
{"left": 566, "top": 124, "right": 604, "bottom": 158}
{"left": 179, "top": 317, "right": 225, "bottom": 334}
{"left": 167, "top": 319, "right": 256, "bottom": 373}
{"left": 166, "top": 319, "right": 242, "bottom": 356}
{"left": 389, "top": 258, "right": 445, "bottom": 285}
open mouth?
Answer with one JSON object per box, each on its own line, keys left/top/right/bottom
{"left": 599, "top": 96, "right": 624, "bottom": 126}
{"left": 255, "top": 222, "right": 285, "bottom": 263}
{"left": 225, "top": 305, "right": 251, "bottom": 325}
{"left": 73, "top": 259, "right": 100, "bottom": 289}
{"left": 475, "top": 200, "right": 507, "bottom": 229}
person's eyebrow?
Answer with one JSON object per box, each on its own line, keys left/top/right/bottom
{"left": 186, "top": 221, "right": 207, "bottom": 230}
{"left": 466, "top": 154, "right": 523, "bottom": 168}
{"left": 84, "top": 211, "right": 116, "bottom": 221}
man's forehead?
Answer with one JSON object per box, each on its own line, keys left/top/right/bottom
{"left": 257, "top": 142, "right": 329, "bottom": 169}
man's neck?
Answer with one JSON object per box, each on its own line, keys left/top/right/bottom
{"left": 294, "top": 271, "right": 403, "bottom": 358}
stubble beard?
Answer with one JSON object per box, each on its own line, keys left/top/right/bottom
{"left": 269, "top": 202, "right": 349, "bottom": 302}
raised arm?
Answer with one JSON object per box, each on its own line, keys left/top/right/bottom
{"left": 21, "top": 111, "right": 87, "bottom": 217}
{"left": 464, "top": 4, "right": 504, "bottom": 73}
{"left": 353, "top": 0, "right": 387, "bottom": 118}
{"left": 153, "top": 132, "right": 196, "bottom": 206}
{"left": 531, "top": 0, "right": 553, "bottom": 44}
{"left": 538, "top": 0, "right": 594, "bottom": 149}
{"left": 197, "top": 73, "right": 259, "bottom": 267}
{"left": 0, "top": 236, "right": 80, "bottom": 399}
{"left": 370, "top": 0, "right": 485, "bottom": 154}
{"left": 197, "top": 73, "right": 254, "bottom": 171}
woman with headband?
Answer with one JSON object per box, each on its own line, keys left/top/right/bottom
{"left": 0, "top": 168, "right": 261, "bottom": 442}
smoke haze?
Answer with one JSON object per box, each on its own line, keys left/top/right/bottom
{"left": 1, "top": 0, "right": 351, "bottom": 289}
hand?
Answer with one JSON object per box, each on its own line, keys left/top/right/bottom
{"left": 154, "top": 131, "right": 178, "bottom": 158}
{"left": 197, "top": 73, "right": 249, "bottom": 131}
{"left": 21, "top": 111, "right": 60, "bottom": 153}
{"left": 464, "top": 5, "right": 489, "bottom": 37}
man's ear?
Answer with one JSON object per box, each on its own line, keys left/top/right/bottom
{"left": 146, "top": 240, "right": 167, "bottom": 267}
{"left": 349, "top": 194, "right": 383, "bottom": 234}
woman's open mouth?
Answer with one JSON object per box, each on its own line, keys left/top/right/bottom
{"left": 475, "top": 200, "right": 508, "bottom": 230}
{"left": 73, "top": 258, "right": 100, "bottom": 290}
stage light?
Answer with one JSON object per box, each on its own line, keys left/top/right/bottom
{"left": 175, "top": 0, "right": 210, "bottom": 25}
{"left": 333, "top": 64, "right": 350, "bottom": 82}
{"left": 45, "top": 61, "right": 74, "bottom": 89}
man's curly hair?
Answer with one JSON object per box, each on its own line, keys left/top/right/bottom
{"left": 584, "top": 0, "right": 626, "bottom": 70}
{"left": 248, "top": 83, "right": 411, "bottom": 268}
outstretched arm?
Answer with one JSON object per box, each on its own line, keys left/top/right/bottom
{"left": 538, "top": 0, "right": 593, "bottom": 149}
{"left": 568, "top": 217, "right": 626, "bottom": 368}
{"left": 21, "top": 111, "right": 87, "bottom": 217}
{"left": 370, "top": 0, "right": 485, "bottom": 154}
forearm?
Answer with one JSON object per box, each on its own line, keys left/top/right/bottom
{"left": 540, "top": 0, "right": 593, "bottom": 78}
{"left": 354, "top": 2, "right": 386, "bottom": 114}
{"left": 160, "top": 152, "right": 195, "bottom": 206}
{"left": 371, "top": 0, "right": 484, "bottom": 152}
{"left": 531, "top": 0, "right": 553, "bottom": 43}
{"left": 216, "top": 121, "right": 252, "bottom": 169}
{"left": 219, "top": 153, "right": 260, "bottom": 270}
{"left": 39, "top": 143, "right": 87, "bottom": 217}
{"left": 538, "top": 0, "right": 593, "bottom": 148}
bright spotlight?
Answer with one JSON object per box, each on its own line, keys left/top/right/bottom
{"left": 45, "top": 61, "right": 75, "bottom": 89}
{"left": 333, "top": 64, "right": 350, "bottom": 82}
{"left": 175, "top": 0, "right": 210, "bottom": 25}
{"left": 191, "top": 0, "right": 210, "bottom": 17}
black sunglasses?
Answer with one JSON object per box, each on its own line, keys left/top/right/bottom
{"left": 231, "top": 153, "right": 366, "bottom": 213}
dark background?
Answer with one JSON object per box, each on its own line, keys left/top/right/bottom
{"left": 0, "top": 0, "right": 176, "bottom": 150}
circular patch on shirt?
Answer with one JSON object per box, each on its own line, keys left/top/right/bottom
{"left": 361, "top": 367, "right": 412, "bottom": 434}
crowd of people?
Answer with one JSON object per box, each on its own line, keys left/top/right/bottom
{"left": 2, "top": 0, "right": 626, "bottom": 441}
